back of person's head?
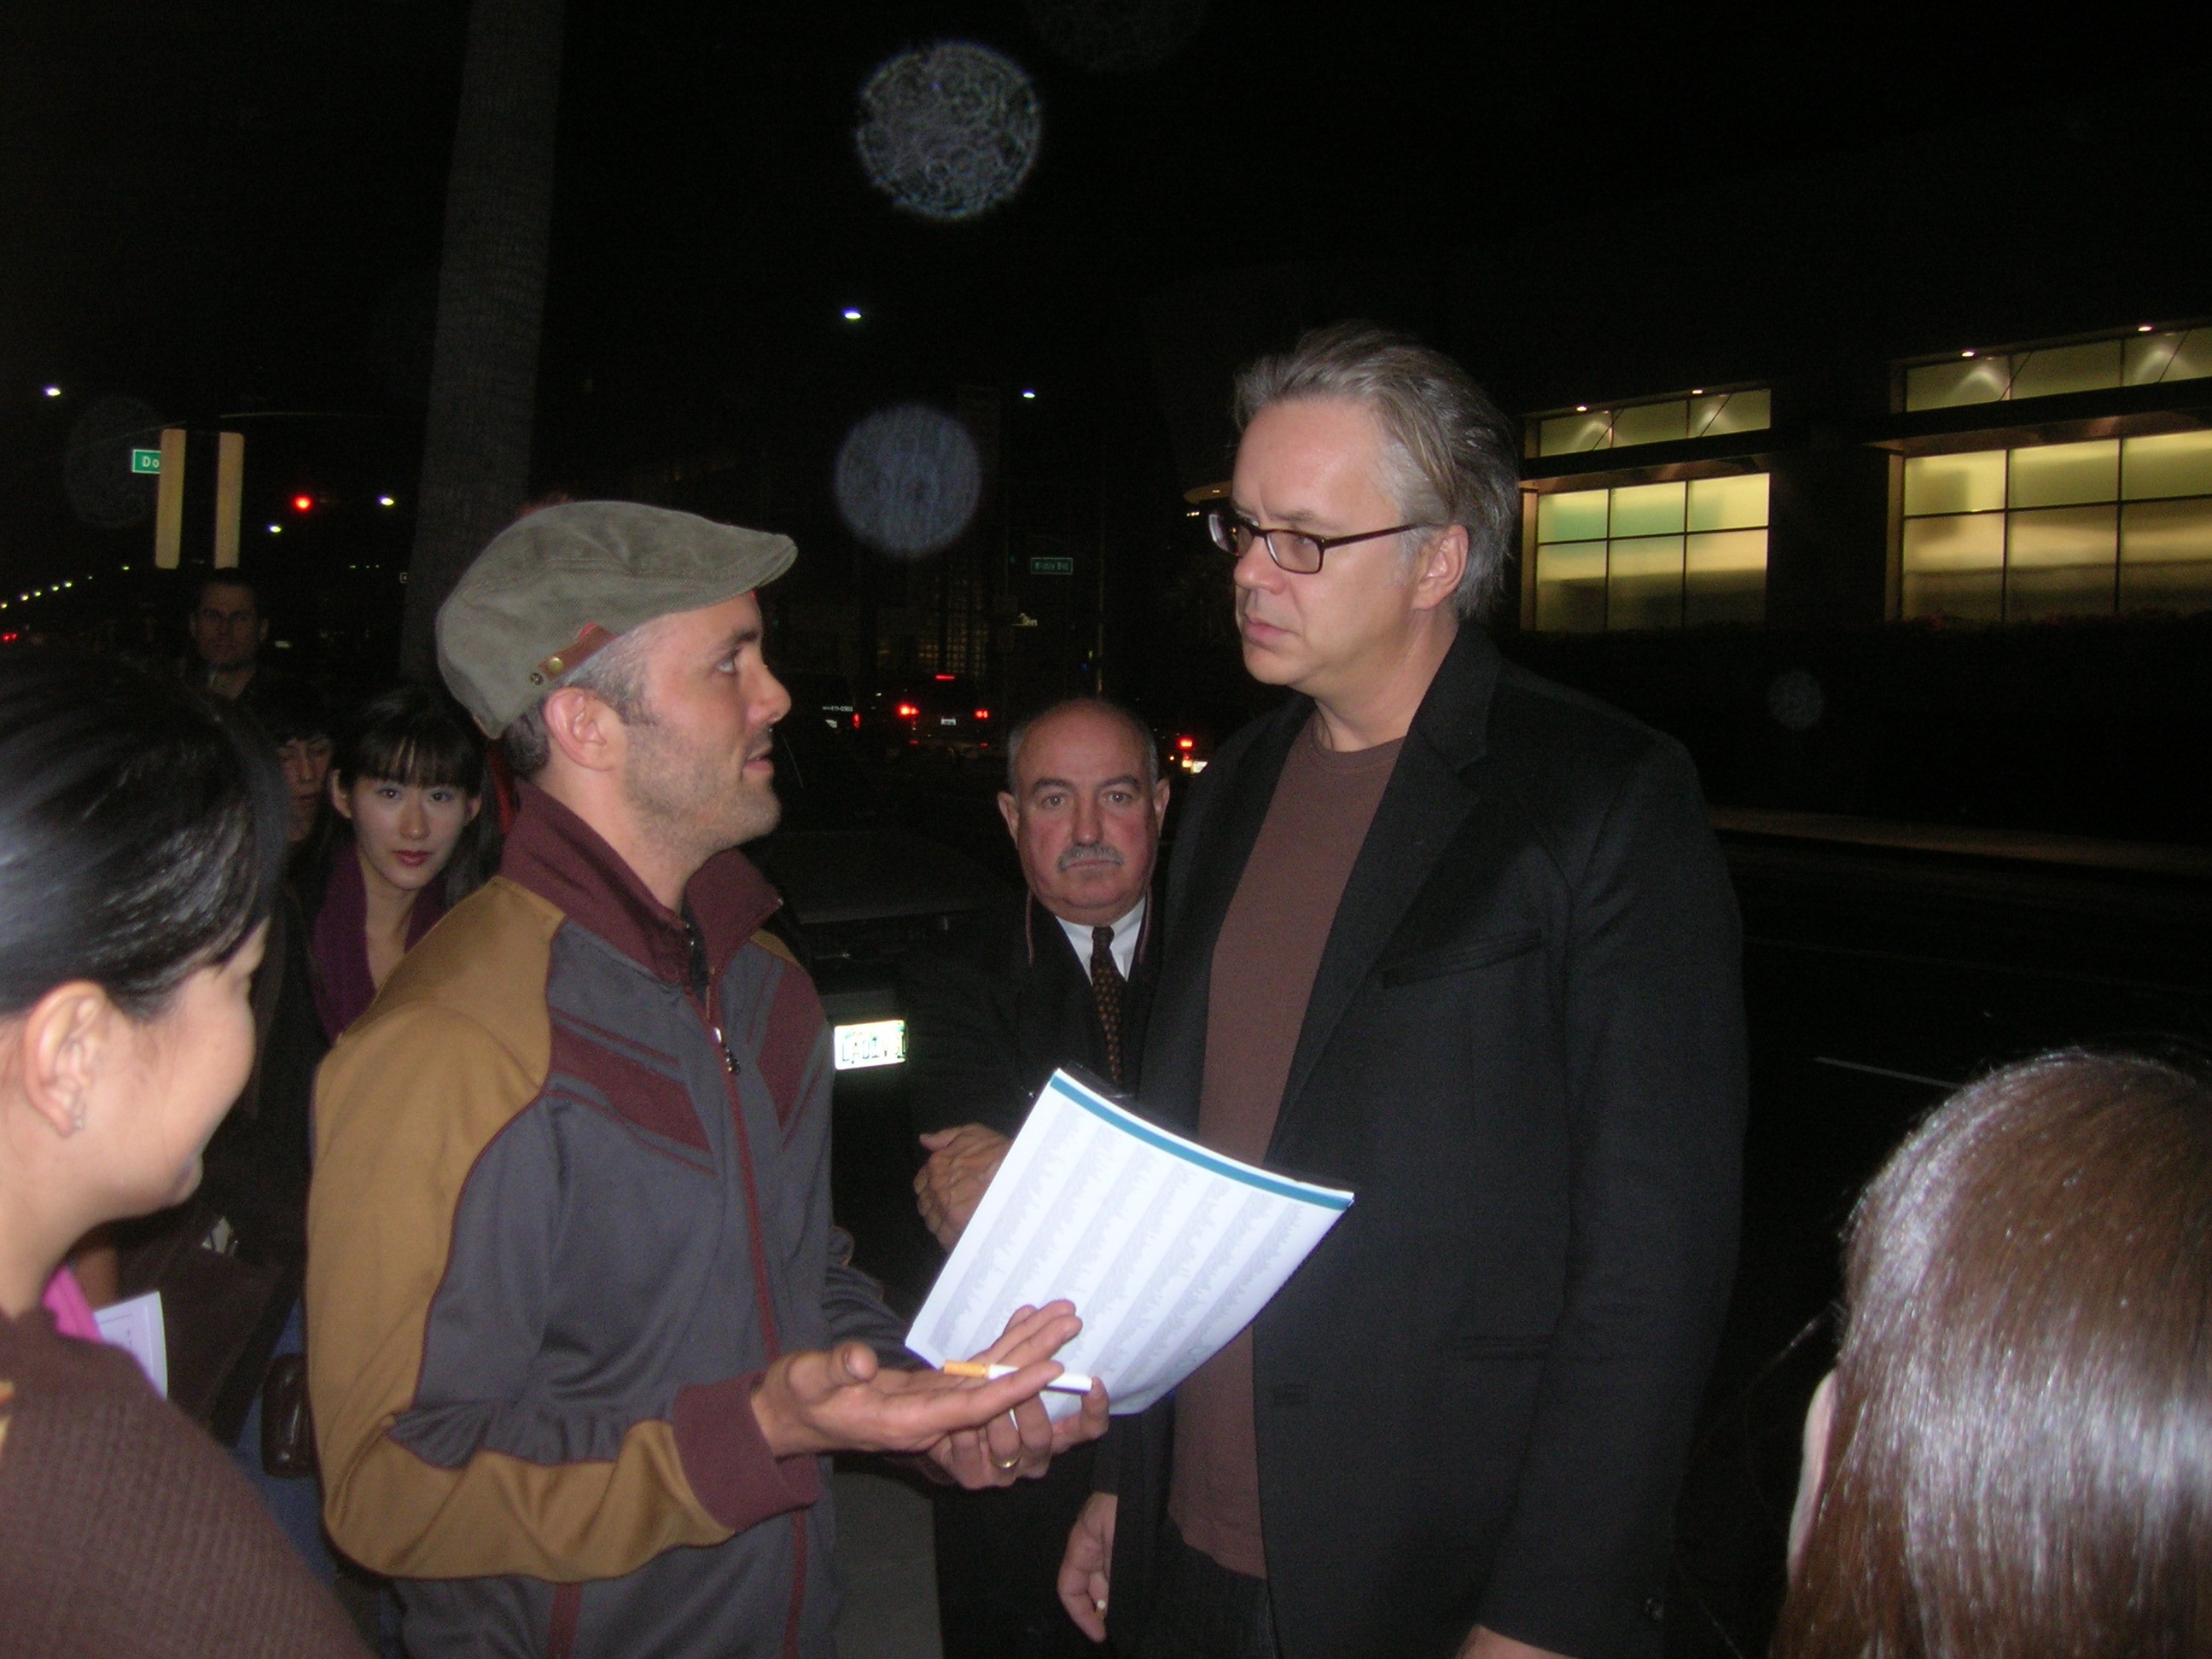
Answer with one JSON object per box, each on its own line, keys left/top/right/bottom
{"left": 331, "top": 682, "right": 497, "bottom": 905}
{"left": 0, "top": 649, "right": 287, "bottom": 1020}
{"left": 1231, "top": 321, "right": 1520, "bottom": 620}
{"left": 1776, "top": 1050, "right": 2212, "bottom": 1659}
{"left": 253, "top": 676, "right": 331, "bottom": 748}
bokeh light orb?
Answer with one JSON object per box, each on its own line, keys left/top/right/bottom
{"left": 1767, "top": 668, "right": 1826, "bottom": 732}
{"left": 1022, "top": 0, "right": 1208, "bottom": 73}
{"left": 835, "top": 405, "right": 983, "bottom": 557}
{"left": 63, "top": 394, "right": 163, "bottom": 528}
{"left": 854, "top": 43, "right": 1041, "bottom": 222}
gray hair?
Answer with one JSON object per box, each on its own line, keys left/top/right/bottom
{"left": 498, "top": 620, "right": 661, "bottom": 779}
{"left": 1004, "top": 697, "right": 1159, "bottom": 794}
{"left": 1231, "top": 322, "right": 1520, "bottom": 620}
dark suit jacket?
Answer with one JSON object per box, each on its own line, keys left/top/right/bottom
{"left": 1103, "top": 627, "right": 1746, "bottom": 1659}
{"left": 901, "top": 894, "right": 1156, "bottom": 1659}
{"left": 903, "top": 891, "right": 1155, "bottom": 1138}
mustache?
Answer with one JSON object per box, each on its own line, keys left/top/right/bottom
{"left": 1057, "top": 843, "right": 1125, "bottom": 872}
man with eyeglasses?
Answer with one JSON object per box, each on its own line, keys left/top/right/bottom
{"left": 1057, "top": 324, "right": 1744, "bottom": 1659}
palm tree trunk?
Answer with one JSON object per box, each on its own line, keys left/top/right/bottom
{"left": 399, "top": 0, "right": 566, "bottom": 677}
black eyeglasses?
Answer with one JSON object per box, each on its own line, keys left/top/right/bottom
{"left": 1205, "top": 507, "right": 1433, "bottom": 574}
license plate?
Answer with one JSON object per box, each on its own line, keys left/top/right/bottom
{"left": 833, "top": 1019, "right": 907, "bottom": 1071}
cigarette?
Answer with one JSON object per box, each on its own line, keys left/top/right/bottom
{"left": 940, "top": 1359, "right": 1097, "bottom": 1394}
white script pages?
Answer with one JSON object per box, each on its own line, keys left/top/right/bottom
{"left": 906, "top": 1068, "right": 1354, "bottom": 1419}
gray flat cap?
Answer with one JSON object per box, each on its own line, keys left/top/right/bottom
{"left": 436, "top": 500, "right": 795, "bottom": 735}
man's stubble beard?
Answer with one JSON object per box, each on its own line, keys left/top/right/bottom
{"left": 619, "top": 713, "right": 783, "bottom": 870}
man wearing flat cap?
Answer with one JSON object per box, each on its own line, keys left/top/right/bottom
{"left": 306, "top": 502, "right": 1105, "bottom": 1659}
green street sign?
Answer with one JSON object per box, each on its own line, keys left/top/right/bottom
{"left": 131, "top": 448, "right": 162, "bottom": 474}
{"left": 1028, "top": 555, "right": 1074, "bottom": 576}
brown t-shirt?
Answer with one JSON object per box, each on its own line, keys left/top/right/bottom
{"left": 1167, "top": 717, "right": 1401, "bottom": 1579}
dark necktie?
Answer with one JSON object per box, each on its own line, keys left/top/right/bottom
{"left": 1091, "top": 924, "right": 1127, "bottom": 1085}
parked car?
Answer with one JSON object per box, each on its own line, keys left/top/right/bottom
{"left": 747, "top": 714, "right": 1005, "bottom": 1308}
{"left": 861, "top": 675, "right": 998, "bottom": 758}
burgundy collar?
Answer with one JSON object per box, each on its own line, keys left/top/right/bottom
{"left": 311, "top": 841, "right": 448, "bottom": 1040}
{"left": 498, "top": 783, "right": 782, "bottom": 985}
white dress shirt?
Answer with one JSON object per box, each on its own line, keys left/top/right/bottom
{"left": 1056, "top": 894, "right": 1145, "bottom": 983}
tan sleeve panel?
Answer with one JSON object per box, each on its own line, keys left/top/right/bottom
{"left": 306, "top": 879, "right": 731, "bottom": 1580}
{"left": 750, "top": 926, "right": 799, "bottom": 968}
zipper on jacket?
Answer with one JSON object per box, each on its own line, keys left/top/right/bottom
{"left": 690, "top": 930, "right": 807, "bottom": 1655}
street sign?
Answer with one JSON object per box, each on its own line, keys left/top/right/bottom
{"left": 1028, "top": 555, "right": 1074, "bottom": 576}
{"left": 131, "top": 448, "right": 161, "bottom": 474}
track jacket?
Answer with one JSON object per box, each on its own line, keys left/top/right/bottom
{"left": 306, "top": 784, "right": 904, "bottom": 1659}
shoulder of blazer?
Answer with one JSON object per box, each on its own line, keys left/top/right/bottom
{"left": 900, "top": 890, "right": 1094, "bottom": 1005}
{"left": 1472, "top": 652, "right": 1703, "bottom": 895}
{"left": 1485, "top": 657, "right": 1682, "bottom": 797}
{"left": 927, "top": 893, "right": 1033, "bottom": 975}
{"left": 897, "top": 898, "right": 1025, "bottom": 1028}
{"left": 1400, "top": 624, "right": 1674, "bottom": 790}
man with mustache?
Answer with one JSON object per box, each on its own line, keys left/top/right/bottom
{"left": 1057, "top": 326, "right": 1745, "bottom": 1659}
{"left": 306, "top": 504, "right": 1105, "bottom": 1659}
{"left": 904, "top": 696, "right": 1170, "bottom": 1658}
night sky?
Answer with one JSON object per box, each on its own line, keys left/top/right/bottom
{"left": 1, "top": 1, "right": 2200, "bottom": 609}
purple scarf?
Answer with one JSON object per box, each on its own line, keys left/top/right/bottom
{"left": 311, "top": 845, "right": 447, "bottom": 1041}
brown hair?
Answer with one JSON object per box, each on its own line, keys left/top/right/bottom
{"left": 1775, "top": 1051, "right": 2212, "bottom": 1659}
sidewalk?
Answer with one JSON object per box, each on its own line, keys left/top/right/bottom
{"left": 832, "top": 1463, "right": 942, "bottom": 1659}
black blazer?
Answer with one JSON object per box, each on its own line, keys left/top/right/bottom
{"left": 903, "top": 891, "right": 1156, "bottom": 1138}
{"left": 1104, "top": 627, "right": 1746, "bottom": 1659}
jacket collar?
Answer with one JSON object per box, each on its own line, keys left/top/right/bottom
{"left": 1023, "top": 889, "right": 1152, "bottom": 974}
{"left": 1406, "top": 623, "right": 1502, "bottom": 773}
{"left": 1274, "top": 628, "right": 1496, "bottom": 1139}
{"left": 1241, "top": 621, "right": 1500, "bottom": 786}
{"left": 1146, "top": 624, "right": 1502, "bottom": 1138}
{"left": 498, "top": 783, "right": 782, "bottom": 985}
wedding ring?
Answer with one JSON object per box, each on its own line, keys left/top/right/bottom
{"left": 991, "top": 1409, "right": 1022, "bottom": 1470}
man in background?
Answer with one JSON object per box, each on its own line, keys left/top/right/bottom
{"left": 190, "top": 573, "right": 271, "bottom": 703}
{"left": 904, "top": 696, "right": 1169, "bottom": 1658}
{"left": 251, "top": 678, "right": 336, "bottom": 865}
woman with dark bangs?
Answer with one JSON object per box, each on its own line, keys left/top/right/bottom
{"left": 1775, "top": 1050, "right": 2212, "bottom": 1659}
{"left": 0, "top": 649, "right": 365, "bottom": 1656}
{"left": 310, "top": 684, "right": 495, "bottom": 1040}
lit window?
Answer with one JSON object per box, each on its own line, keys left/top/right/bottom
{"left": 1530, "top": 474, "right": 1768, "bottom": 632}
{"left": 1902, "top": 328, "right": 2212, "bottom": 412}
{"left": 1898, "top": 432, "right": 2212, "bottom": 621}
{"left": 1535, "top": 389, "right": 1770, "bottom": 458}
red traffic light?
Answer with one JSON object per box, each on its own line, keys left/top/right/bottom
{"left": 291, "top": 494, "right": 315, "bottom": 514}
{"left": 895, "top": 702, "right": 919, "bottom": 719}
{"left": 1176, "top": 736, "right": 1195, "bottom": 750}
{"left": 973, "top": 707, "right": 991, "bottom": 721}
